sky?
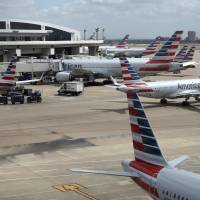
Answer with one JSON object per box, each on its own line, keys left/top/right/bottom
{"left": 0, "top": 0, "right": 200, "bottom": 39}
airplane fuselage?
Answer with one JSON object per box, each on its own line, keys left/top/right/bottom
{"left": 139, "top": 79, "right": 200, "bottom": 99}
{"left": 62, "top": 58, "right": 182, "bottom": 77}
{"left": 122, "top": 160, "right": 200, "bottom": 200}
{"left": 0, "top": 79, "right": 15, "bottom": 89}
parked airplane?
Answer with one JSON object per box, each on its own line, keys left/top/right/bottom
{"left": 173, "top": 45, "right": 188, "bottom": 62}
{"left": 72, "top": 89, "right": 200, "bottom": 200}
{"left": 102, "top": 36, "right": 161, "bottom": 58}
{"left": 56, "top": 31, "right": 190, "bottom": 82}
{"left": 99, "top": 34, "right": 130, "bottom": 52}
{"left": 0, "top": 57, "right": 41, "bottom": 90}
{"left": 114, "top": 57, "right": 199, "bottom": 106}
{"left": 174, "top": 46, "right": 196, "bottom": 70}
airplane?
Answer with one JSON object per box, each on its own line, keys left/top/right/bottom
{"left": 102, "top": 36, "right": 161, "bottom": 58}
{"left": 99, "top": 34, "right": 130, "bottom": 52}
{"left": 71, "top": 89, "right": 200, "bottom": 200}
{"left": 184, "top": 46, "right": 196, "bottom": 62}
{"left": 113, "top": 56, "right": 199, "bottom": 106}
{"left": 0, "top": 56, "right": 42, "bottom": 90}
{"left": 56, "top": 31, "right": 190, "bottom": 82}
{"left": 173, "top": 46, "right": 196, "bottom": 70}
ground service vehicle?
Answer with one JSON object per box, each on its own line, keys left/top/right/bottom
{"left": 24, "top": 89, "right": 42, "bottom": 103}
{"left": 58, "top": 81, "right": 84, "bottom": 96}
{"left": 0, "top": 96, "right": 8, "bottom": 104}
{"left": 9, "top": 92, "right": 24, "bottom": 104}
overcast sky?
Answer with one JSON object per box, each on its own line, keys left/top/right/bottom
{"left": 0, "top": 0, "right": 199, "bottom": 39}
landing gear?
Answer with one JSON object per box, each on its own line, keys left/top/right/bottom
{"left": 182, "top": 96, "right": 190, "bottom": 106}
{"left": 182, "top": 101, "right": 189, "bottom": 106}
{"left": 195, "top": 96, "right": 200, "bottom": 102}
{"left": 160, "top": 98, "right": 167, "bottom": 104}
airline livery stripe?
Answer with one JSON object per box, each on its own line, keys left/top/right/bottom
{"left": 131, "top": 124, "right": 140, "bottom": 133}
{"left": 133, "top": 140, "right": 144, "bottom": 151}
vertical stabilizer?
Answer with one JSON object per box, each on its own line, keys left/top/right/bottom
{"left": 147, "top": 31, "right": 183, "bottom": 64}
{"left": 116, "top": 34, "right": 129, "bottom": 48}
{"left": 127, "top": 90, "right": 168, "bottom": 167}
{"left": 2, "top": 57, "right": 17, "bottom": 80}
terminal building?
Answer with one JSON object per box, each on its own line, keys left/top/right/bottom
{"left": 0, "top": 19, "right": 103, "bottom": 62}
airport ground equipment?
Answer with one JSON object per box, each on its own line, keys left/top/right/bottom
{"left": 8, "top": 92, "right": 24, "bottom": 104}
{"left": 0, "top": 96, "right": 8, "bottom": 104}
{"left": 23, "top": 89, "right": 42, "bottom": 103}
{"left": 58, "top": 81, "right": 84, "bottom": 96}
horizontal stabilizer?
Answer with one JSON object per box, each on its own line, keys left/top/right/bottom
{"left": 110, "top": 76, "right": 122, "bottom": 86}
{"left": 168, "top": 155, "right": 189, "bottom": 168}
{"left": 71, "top": 168, "right": 139, "bottom": 177}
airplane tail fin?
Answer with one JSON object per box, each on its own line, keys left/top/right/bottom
{"left": 116, "top": 34, "right": 129, "bottom": 48}
{"left": 127, "top": 90, "right": 168, "bottom": 169}
{"left": 173, "top": 45, "right": 188, "bottom": 62}
{"left": 2, "top": 56, "right": 17, "bottom": 80}
{"left": 147, "top": 31, "right": 183, "bottom": 64}
{"left": 143, "top": 36, "right": 161, "bottom": 56}
{"left": 183, "top": 46, "right": 195, "bottom": 61}
{"left": 119, "top": 57, "right": 146, "bottom": 86}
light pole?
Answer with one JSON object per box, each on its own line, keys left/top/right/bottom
{"left": 95, "top": 27, "right": 100, "bottom": 40}
{"left": 83, "top": 29, "right": 86, "bottom": 40}
{"left": 102, "top": 28, "right": 105, "bottom": 40}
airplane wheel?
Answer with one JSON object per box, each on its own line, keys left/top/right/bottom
{"left": 182, "top": 101, "right": 189, "bottom": 106}
{"left": 160, "top": 99, "right": 167, "bottom": 104}
{"left": 195, "top": 97, "right": 200, "bottom": 101}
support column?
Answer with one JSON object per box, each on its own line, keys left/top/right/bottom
{"left": 16, "top": 48, "right": 21, "bottom": 57}
{"left": 88, "top": 46, "right": 98, "bottom": 56}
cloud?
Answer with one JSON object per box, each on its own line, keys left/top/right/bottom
{"left": 0, "top": 0, "right": 200, "bottom": 38}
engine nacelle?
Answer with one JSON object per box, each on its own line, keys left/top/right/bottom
{"left": 169, "top": 62, "right": 184, "bottom": 72}
{"left": 56, "top": 72, "right": 71, "bottom": 82}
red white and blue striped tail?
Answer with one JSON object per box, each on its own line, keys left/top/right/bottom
{"left": 119, "top": 57, "right": 146, "bottom": 86}
{"left": 143, "top": 36, "right": 161, "bottom": 56}
{"left": 127, "top": 90, "right": 168, "bottom": 167}
{"left": 147, "top": 31, "right": 183, "bottom": 64}
{"left": 2, "top": 57, "right": 17, "bottom": 80}
{"left": 183, "top": 46, "right": 195, "bottom": 61}
{"left": 116, "top": 34, "right": 129, "bottom": 48}
{"left": 173, "top": 45, "right": 188, "bottom": 62}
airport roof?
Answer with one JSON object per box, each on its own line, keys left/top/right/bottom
{"left": 0, "top": 40, "right": 104, "bottom": 47}
{"left": 1, "top": 19, "right": 80, "bottom": 34}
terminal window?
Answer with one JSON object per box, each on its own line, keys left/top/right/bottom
{"left": 0, "top": 21, "right": 6, "bottom": 29}
{"left": 45, "top": 26, "right": 71, "bottom": 41}
{"left": 10, "top": 22, "right": 41, "bottom": 30}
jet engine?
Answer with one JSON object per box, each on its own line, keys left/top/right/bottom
{"left": 169, "top": 62, "right": 184, "bottom": 73}
{"left": 55, "top": 72, "right": 71, "bottom": 82}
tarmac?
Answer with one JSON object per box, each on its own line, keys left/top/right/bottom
{"left": 0, "top": 53, "right": 200, "bottom": 199}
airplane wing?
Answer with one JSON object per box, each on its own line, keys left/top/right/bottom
{"left": 16, "top": 79, "right": 41, "bottom": 85}
{"left": 182, "top": 61, "right": 197, "bottom": 69}
{"left": 169, "top": 90, "right": 200, "bottom": 98}
{"left": 71, "top": 168, "right": 139, "bottom": 177}
{"left": 16, "top": 73, "right": 44, "bottom": 85}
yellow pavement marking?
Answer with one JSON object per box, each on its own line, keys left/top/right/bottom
{"left": 53, "top": 183, "right": 98, "bottom": 200}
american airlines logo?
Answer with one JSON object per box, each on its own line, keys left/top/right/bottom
{"left": 178, "top": 83, "right": 200, "bottom": 90}
{"left": 64, "top": 63, "right": 82, "bottom": 70}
